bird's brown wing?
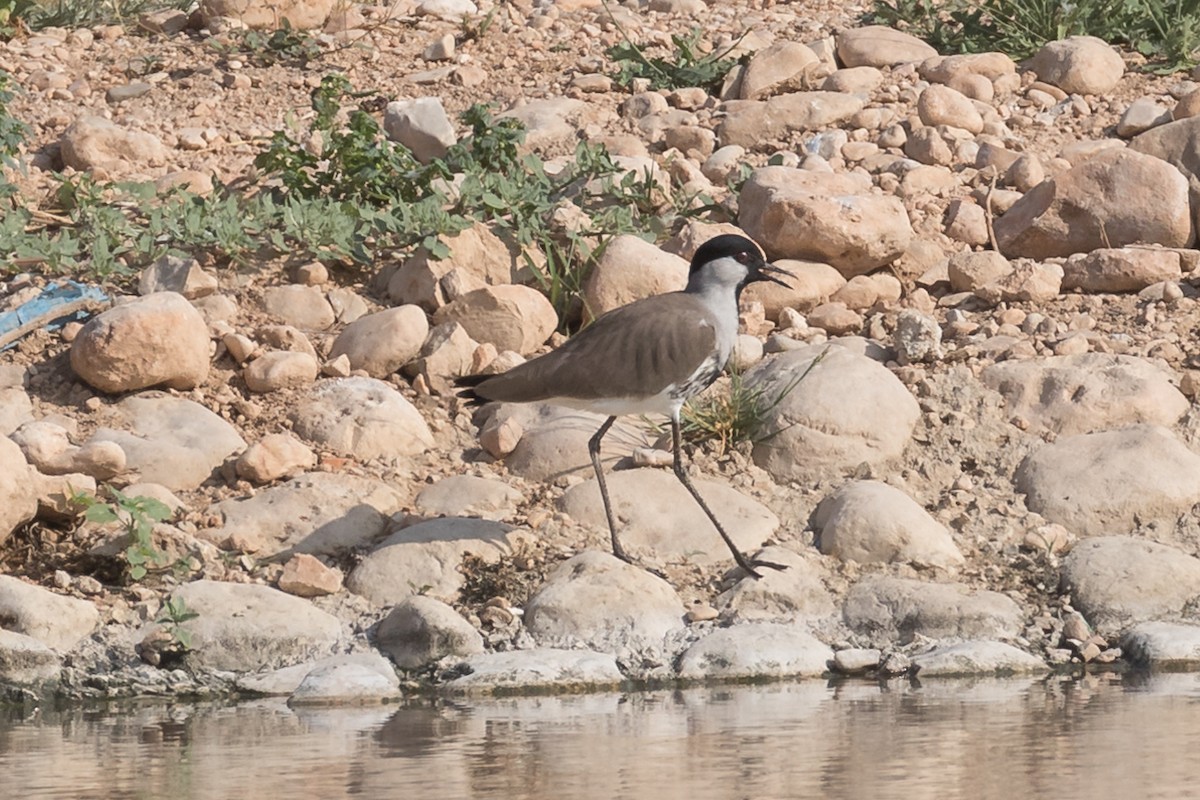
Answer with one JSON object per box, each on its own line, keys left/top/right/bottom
{"left": 472, "top": 292, "right": 719, "bottom": 403}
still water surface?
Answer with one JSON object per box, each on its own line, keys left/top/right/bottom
{"left": 4, "top": 672, "right": 1200, "bottom": 800}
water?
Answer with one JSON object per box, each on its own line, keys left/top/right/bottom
{"left": 4, "top": 672, "right": 1200, "bottom": 800}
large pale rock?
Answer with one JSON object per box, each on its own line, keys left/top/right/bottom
{"left": 376, "top": 595, "right": 484, "bottom": 669}
{"left": 813, "top": 481, "right": 963, "bottom": 568}
{"left": 138, "top": 255, "right": 218, "bottom": 299}
{"left": 60, "top": 116, "right": 166, "bottom": 173}
{"left": 836, "top": 26, "right": 938, "bottom": 67}
{"left": 715, "top": 546, "right": 836, "bottom": 622}
{"left": 1131, "top": 115, "right": 1200, "bottom": 225}
{"left": 994, "top": 149, "right": 1191, "bottom": 259}
{"left": 499, "top": 97, "right": 586, "bottom": 154}
{"left": 739, "top": 41, "right": 818, "bottom": 99}
{"left": 71, "top": 292, "right": 210, "bottom": 393}
{"left": 166, "top": 580, "right": 342, "bottom": 671}
{"left": 291, "top": 378, "right": 434, "bottom": 460}
{"left": 433, "top": 285, "right": 557, "bottom": 355}
{"left": 843, "top": 576, "right": 1024, "bottom": 646}
{"left": 387, "top": 223, "right": 515, "bottom": 310}
{"left": 983, "top": 354, "right": 1188, "bottom": 436}
{"left": 383, "top": 97, "right": 456, "bottom": 162}
{"left": 741, "top": 259, "right": 846, "bottom": 319}
{"left": 442, "top": 648, "right": 621, "bottom": 693}
{"left": 917, "top": 84, "right": 983, "bottom": 134}
{"left": 0, "top": 437, "right": 37, "bottom": 546}
{"left": 0, "top": 630, "right": 61, "bottom": 686}
{"left": 581, "top": 235, "right": 687, "bottom": 321}
{"left": 524, "top": 551, "right": 685, "bottom": 652}
{"left": 1122, "top": 621, "right": 1200, "bottom": 666}
{"left": 203, "top": 472, "right": 404, "bottom": 556}
{"left": 1015, "top": 425, "right": 1200, "bottom": 536}
{"left": 718, "top": 92, "right": 864, "bottom": 149}
{"left": 243, "top": 350, "right": 319, "bottom": 393}
{"left": 1061, "top": 537, "right": 1200, "bottom": 630}
{"left": 919, "top": 52, "right": 1017, "bottom": 86}
{"left": 558, "top": 469, "right": 777, "bottom": 567}
{"left": 1029, "top": 36, "right": 1125, "bottom": 95}
{"left": 745, "top": 344, "right": 920, "bottom": 482}
{"left": 492, "top": 403, "right": 652, "bottom": 482}
{"left": 0, "top": 384, "right": 33, "bottom": 436}
{"left": 329, "top": 306, "right": 428, "bottom": 378}
{"left": 912, "top": 641, "right": 1047, "bottom": 676}
{"left": 347, "top": 517, "right": 529, "bottom": 604}
{"left": 288, "top": 652, "right": 400, "bottom": 705}
{"left": 197, "top": 0, "right": 333, "bottom": 30}
{"left": 739, "top": 167, "right": 912, "bottom": 276}
{"left": 91, "top": 394, "right": 246, "bottom": 491}
{"left": 262, "top": 285, "right": 335, "bottom": 330}
{"left": 1061, "top": 248, "right": 1183, "bottom": 292}
{"left": 677, "top": 624, "right": 832, "bottom": 680}
{"left": 414, "top": 475, "right": 522, "bottom": 521}
{"left": 0, "top": 576, "right": 98, "bottom": 651}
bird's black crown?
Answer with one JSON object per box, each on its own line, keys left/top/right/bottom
{"left": 689, "top": 234, "right": 765, "bottom": 275}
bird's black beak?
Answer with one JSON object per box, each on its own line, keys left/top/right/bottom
{"left": 754, "top": 261, "right": 793, "bottom": 289}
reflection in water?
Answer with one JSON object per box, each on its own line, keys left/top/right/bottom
{"left": 2, "top": 673, "right": 1199, "bottom": 799}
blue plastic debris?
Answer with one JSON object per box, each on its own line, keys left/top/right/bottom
{"left": 0, "top": 280, "right": 110, "bottom": 351}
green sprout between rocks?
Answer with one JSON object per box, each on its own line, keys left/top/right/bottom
{"left": 869, "top": 0, "right": 1200, "bottom": 73}
{"left": 155, "top": 596, "right": 199, "bottom": 650}
{"left": 73, "top": 487, "right": 174, "bottom": 581}
{"left": 208, "top": 20, "right": 325, "bottom": 68}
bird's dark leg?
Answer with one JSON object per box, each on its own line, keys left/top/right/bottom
{"left": 588, "top": 416, "right": 632, "bottom": 563}
{"left": 671, "top": 416, "right": 787, "bottom": 579}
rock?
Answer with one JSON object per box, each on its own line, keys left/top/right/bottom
{"left": 836, "top": 26, "right": 938, "bottom": 67}
{"left": 262, "top": 285, "right": 335, "bottom": 330}
{"left": 739, "top": 41, "right": 818, "bottom": 99}
{"left": 91, "top": 394, "right": 245, "bottom": 491}
{"left": 893, "top": 309, "right": 943, "bottom": 364}
{"left": 913, "top": 641, "right": 1047, "bottom": 676}
{"left": 821, "top": 66, "right": 884, "bottom": 93}
{"left": 716, "top": 546, "right": 836, "bottom": 622}
{"left": 0, "top": 384, "right": 33, "bottom": 436}
{"left": 138, "top": 255, "right": 219, "bottom": 299}
{"left": 974, "top": 261, "right": 1063, "bottom": 304}
{"left": 745, "top": 344, "right": 920, "bottom": 482}
{"left": 1122, "top": 621, "right": 1200, "bottom": 666}
{"left": 994, "top": 149, "right": 1190, "bottom": 259}
{"left": 204, "top": 472, "right": 403, "bottom": 556}
{"left": 1029, "top": 36, "right": 1125, "bottom": 95}
{"left": 557, "top": 469, "right": 777, "bottom": 567}
{"left": 197, "top": 0, "right": 333, "bottom": 30}
{"left": 1062, "top": 248, "right": 1183, "bottom": 292}
{"left": 498, "top": 97, "right": 586, "bottom": 155}
{"left": 843, "top": 576, "right": 1024, "bottom": 646}
{"left": 1118, "top": 98, "right": 1172, "bottom": 138}
{"left": 387, "top": 223, "right": 514, "bottom": 311}
{"left": 0, "top": 576, "right": 99, "bottom": 651}
{"left": 581, "top": 235, "right": 688, "bottom": 321}
{"left": 0, "top": 630, "right": 61, "bottom": 686}
{"left": 291, "top": 378, "right": 434, "bottom": 460}
{"left": 164, "top": 580, "right": 342, "bottom": 671}
{"left": 243, "top": 351, "right": 319, "bottom": 393}
{"left": 806, "top": 303, "right": 862, "bottom": 335}
{"left": 718, "top": 92, "right": 864, "bottom": 149}
{"left": 0, "top": 437, "right": 37, "bottom": 546}
{"left": 493, "top": 403, "right": 651, "bottom": 481}
{"left": 347, "top": 517, "right": 529, "bottom": 604}
{"left": 416, "top": 0, "right": 477, "bottom": 21}
{"left": 1061, "top": 537, "right": 1200, "bottom": 630}
{"left": 442, "top": 648, "right": 621, "bottom": 693}
{"left": 139, "top": 8, "right": 189, "bottom": 34}
{"left": 288, "top": 652, "right": 400, "bottom": 705}
{"left": 813, "top": 480, "right": 963, "bottom": 568}
{"left": 948, "top": 251, "right": 1012, "bottom": 292}
{"left": 919, "top": 52, "right": 1017, "bottom": 87}
{"left": 677, "top": 624, "right": 833, "bottom": 680}
{"left": 741, "top": 259, "right": 846, "bottom": 319}
{"left": 1015, "top": 425, "right": 1200, "bottom": 536}
{"left": 739, "top": 167, "right": 912, "bottom": 277}
{"left": 414, "top": 475, "right": 522, "bottom": 521}
{"left": 917, "top": 84, "right": 984, "bottom": 134}
{"left": 60, "top": 115, "right": 166, "bottom": 173}
{"left": 328, "top": 306, "right": 428, "bottom": 378}
{"left": 72, "top": 440, "right": 126, "bottom": 480}
{"left": 375, "top": 595, "right": 484, "bottom": 669}
{"left": 1131, "top": 115, "right": 1200, "bottom": 217}
{"left": 411, "top": 322, "right": 477, "bottom": 395}
{"left": 982, "top": 354, "right": 1188, "bottom": 436}
{"left": 71, "top": 292, "right": 210, "bottom": 393}
{"left": 433, "top": 285, "right": 556, "bottom": 355}
{"left": 235, "top": 433, "right": 317, "bottom": 484}
{"left": 943, "top": 199, "right": 989, "bottom": 246}
{"left": 523, "top": 551, "right": 684, "bottom": 652}
{"left": 277, "top": 553, "right": 343, "bottom": 597}
{"left": 383, "top": 97, "right": 457, "bottom": 162}
{"left": 832, "top": 648, "right": 881, "bottom": 675}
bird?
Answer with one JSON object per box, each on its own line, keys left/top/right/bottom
{"left": 456, "top": 233, "right": 793, "bottom": 578}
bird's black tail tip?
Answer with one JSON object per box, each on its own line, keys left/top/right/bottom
{"left": 453, "top": 373, "right": 490, "bottom": 407}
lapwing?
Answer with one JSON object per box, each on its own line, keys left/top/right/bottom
{"left": 456, "top": 233, "right": 792, "bottom": 578}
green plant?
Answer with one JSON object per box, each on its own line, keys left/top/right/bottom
{"left": 607, "top": 27, "right": 743, "bottom": 92}
{"left": 155, "top": 596, "right": 199, "bottom": 649}
{"left": 75, "top": 487, "right": 174, "bottom": 580}
{"left": 9, "top": 0, "right": 190, "bottom": 32}
{"left": 210, "top": 20, "right": 324, "bottom": 68}
{"left": 0, "top": 70, "right": 27, "bottom": 200}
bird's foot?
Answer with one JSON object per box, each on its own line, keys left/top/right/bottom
{"left": 612, "top": 547, "right": 669, "bottom": 580}
{"left": 737, "top": 558, "right": 789, "bottom": 580}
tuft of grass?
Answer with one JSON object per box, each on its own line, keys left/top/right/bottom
{"left": 603, "top": 0, "right": 743, "bottom": 93}
{"left": 209, "top": 21, "right": 325, "bottom": 68}
{"left": 4, "top": 0, "right": 191, "bottom": 33}
{"left": 869, "top": 0, "right": 1200, "bottom": 72}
